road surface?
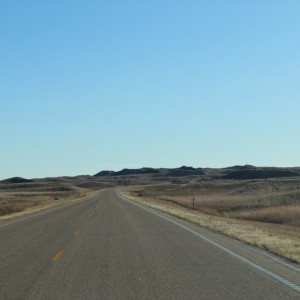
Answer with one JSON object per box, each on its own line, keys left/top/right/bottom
{"left": 0, "top": 189, "right": 299, "bottom": 299}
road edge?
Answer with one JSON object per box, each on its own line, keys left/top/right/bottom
{"left": 118, "top": 189, "right": 300, "bottom": 264}
{"left": 118, "top": 190, "right": 300, "bottom": 295}
{"left": 0, "top": 189, "right": 102, "bottom": 227}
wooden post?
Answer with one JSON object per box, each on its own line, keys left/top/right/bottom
{"left": 193, "top": 198, "right": 195, "bottom": 210}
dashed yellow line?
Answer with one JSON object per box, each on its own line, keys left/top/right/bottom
{"left": 52, "top": 250, "right": 62, "bottom": 261}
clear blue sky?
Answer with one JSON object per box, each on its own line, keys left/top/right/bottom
{"left": 1, "top": 1, "right": 299, "bottom": 179}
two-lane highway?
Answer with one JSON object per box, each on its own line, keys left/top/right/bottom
{"left": 0, "top": 189, "right": 299, "bottom": 299}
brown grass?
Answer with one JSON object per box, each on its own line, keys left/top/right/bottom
{"left": 225, "top": 205, "right": 300, "bottom": 226}
{"left": 121, "top": 178, "right": 300, "bottom": 263}
{"left": 121, "top": 188, "right": 300, "bottom": 263}
{"left": 0, "top": 175, "right": 116, "bottom": 221}
{"left": 131, "top": 178, "right": 300, "bottom": 227}
{"left": 0, "top": 180, "right": 91, "bottom": 219}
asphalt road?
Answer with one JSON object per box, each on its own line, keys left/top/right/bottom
{"left": 0, "top": 189, "right": 299, "bottom": 299}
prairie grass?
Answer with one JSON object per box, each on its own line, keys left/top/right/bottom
{"left": 131, "top": 178, "right": 300, "bottom": 227}
{"left": 0, "top": 175, "right": 114, "bottom": 218}
{"left": 225, "top": 205, "right": 300, "bottom": 226}
{"left": 0, "top": 181, "right": 87, "bottom": 216}
{"left": 122, "top": 188, "right": 300, "bottom": 263}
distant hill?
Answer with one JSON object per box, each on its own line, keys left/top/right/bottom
{"left": 164, "top": 167, "right": 206, "bottom": 177}
{"left": 224, "top": 169, "right": 299, "bottom": 180}
{"left": 94, "top": 171, "right": 116, "bottom": 177}
{"left": 1, "top": 177, "right": 33, "bottom": 184}
{"left": 94, "top": 166, "right": 206, "bottom": 177}
{"left": 114, "top": 168, "right": 160, "bottom": 176}
{"left": 94, "top": 168, "right": 159, "bottom": 177}
{"left": 92, "top": 165, "right": 300, "bottom": 180}
{"left": 224, "top": 165, "right": 256, "bottom": 170}
{"left": 3, "top": 165, "right": 299, "bottom": 183}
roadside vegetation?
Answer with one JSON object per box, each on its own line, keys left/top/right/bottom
{"left": 122, "top": 177, "right": 300, "bottom": 263}
{"left": 130, "top": 178, "right": 300, "bottom": 227}
{"left": 0, "top": 176, "right": 112, "bottom": 221}
{"left": 1, "top": 170, "right": 299, "bottom": 262}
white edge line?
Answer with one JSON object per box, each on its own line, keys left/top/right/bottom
{"left": 120, "top": 193, "right": 300, "bottom": 272}
{"left": 246, "top": 242, "right": 300, "bottom": 273}
{"left": 119, "top": 193, "right": 300, "bottom": 295}
{"left": 120, "top": 191, "right": 300, "bottom": 274}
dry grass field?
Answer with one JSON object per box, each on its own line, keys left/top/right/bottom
{"left": 1, "top": 169, "right": 299, "bottom": 262}
{"left": 0, "top": 176, "right": 113, "bottom": 220}
{"left": 130, "top": 178, "right": 300, "bottom": 227}
{"left": 0, "top": 181, "right": 85, "bottom": 216}
{"left": 122, "top": 177, "right": 300, "bottom": 262}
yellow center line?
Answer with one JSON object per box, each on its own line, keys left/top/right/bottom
{"left": 52, "top": 250, "right": 62, "bottom": 261}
